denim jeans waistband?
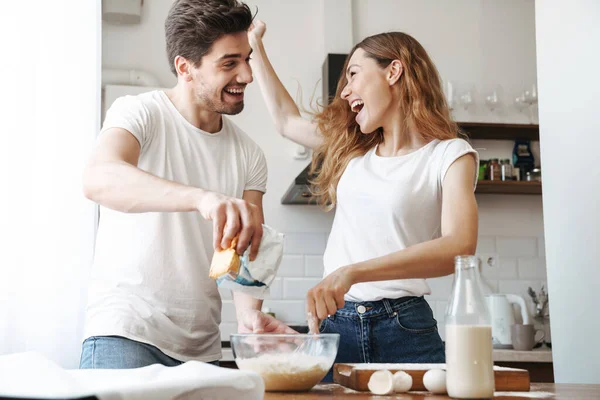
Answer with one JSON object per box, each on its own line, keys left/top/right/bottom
{"left": 335, "top": 296, "right": 425, "bottom": 319}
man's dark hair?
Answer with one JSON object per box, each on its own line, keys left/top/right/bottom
{"left": 165, "top": 0, "right": 254, "bottom": 76}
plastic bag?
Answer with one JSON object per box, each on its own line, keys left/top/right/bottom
{"left": 215, "top": 225, "right": 284, "bottom": 299}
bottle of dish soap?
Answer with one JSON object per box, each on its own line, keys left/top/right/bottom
{"left": 512, "top": 140, "right": 535, "bottom": 181}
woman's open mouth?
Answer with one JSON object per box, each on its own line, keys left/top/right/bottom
{"left": 351, "top": 99, "right": 365, "bottom": 124}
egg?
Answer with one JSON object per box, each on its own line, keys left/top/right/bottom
{"left": 368, "top": 370, "right": 394, "bottom": 395}
{"left": 423, "top": 368, "right": 447, "bottom": 394}
{"left": 392, "top": 370, "right": 413, "bottom": 393}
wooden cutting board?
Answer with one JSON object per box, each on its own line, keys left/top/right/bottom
{"left": 334, "top": 363, "right": 530, "bottom": 392}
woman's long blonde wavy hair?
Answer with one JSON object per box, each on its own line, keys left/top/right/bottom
{"left": 310, "top": 32, "right": 458, "bottom": 210}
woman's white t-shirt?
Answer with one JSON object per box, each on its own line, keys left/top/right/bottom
{"left": 323, "top": 138, "right": 478, "bottom": 302}
{"left": 84, "top": 91, "right": 267, "bottom": 362}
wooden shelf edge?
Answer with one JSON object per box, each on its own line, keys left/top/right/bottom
{"left": 475, "top": 180, "right": 542, "bottom": 195}
{"left": 458, "top": 122, "right": 539, "bottom": 141}
{"left": 459, "top": 122, "right": 539, "bottom": 129}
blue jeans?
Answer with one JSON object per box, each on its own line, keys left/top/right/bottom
{"left": 320, "top": 296, "right": 445, "bottom": 382}
{"left": 79, "top": 335, "right": 219, "bottom": 369}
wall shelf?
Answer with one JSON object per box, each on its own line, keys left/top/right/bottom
{"left": 476, "top": 180, "right": 542, "bottom": 195}
{"left": 458, "top": 122, "right": 539, "bottom": 141}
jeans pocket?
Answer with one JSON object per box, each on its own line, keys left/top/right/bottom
{"left": 395, "top": 299, "right": 438, "bottom": 334}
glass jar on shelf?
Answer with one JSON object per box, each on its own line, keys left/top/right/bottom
{"left": 489, "top": 158, "right": 501, "bottom": 181}
{"left": 479, "top": 160, "right": 490, "bottom": 180}
{"left": 501, "top": 159, "right": 513, "bottom": 181}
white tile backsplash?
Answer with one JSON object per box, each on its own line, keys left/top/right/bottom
{"left": 498, "top": 279, "right": 544, "bottom": 298}
{"left": 218, "top": 287, "right": 232, "bottom": 300}
{"left": 481, "top": 257, "right": 519, "bottom": 280}
{"left": 284, "top": 233, "right": 327, "bottom": 254}
{"left": 433, "top": 300, "right": 448, "bottom": 324}
{"left": 425, "top": 275, "right": 454, "bottom": 300}
{"left": 438, "top": 326, "right": 446, "bottom": 341}
{"left": 476, "top": 236, "right": 497, "bottom": 253}
{"left": 518, "top": 257, "right": 547, "bottom": 279}
{"left": 219, "top": 322, "right": 237, "bottom": 341}
{"left": 262, "top": 300, "right": 307, "bottom": 324}
{"left": 497, "top": 237, "right": 538, "bottom": 257}
{"left": 221, "top": 301, "right": 237, "bottom": 323}
{"left": 277, "top": 255, "right": 305, "bottom": 277}
{"left": 434, "top": 301, "right": 449, "bottom": 341}
{"left": 304, "top": 255, "right": 325, "bottom": 277}
{"left": 268, "top": 278, "right": 284, "bottom": 299}
{"left": 538, "top": 237, "right": 546, "bottom": 257}
{"left": 283, "top": 278, "right": 322, "bottom": 299}
{"left": 479, "top": 209, "right": 543, "bottom": 239}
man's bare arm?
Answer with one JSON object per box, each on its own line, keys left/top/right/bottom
{"left": 83, "top": 127, "right": 262, "bottom": 253}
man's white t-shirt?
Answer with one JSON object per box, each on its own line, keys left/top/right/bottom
{"left": 323, "top": 138, "right": 478, "bottom": 302}
{"left": 84, "top": 90, "right": 267, "bottom": 362}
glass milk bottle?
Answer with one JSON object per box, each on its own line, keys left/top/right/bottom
{"left": 445, "top": 255, "right": 495, "bottom": 399}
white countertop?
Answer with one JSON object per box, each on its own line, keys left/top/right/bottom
{"left": 220, "top": 347, "right": 552, "bottom": 363}
{"left": 493, "top": 347, "right": 553, "bottom": 363}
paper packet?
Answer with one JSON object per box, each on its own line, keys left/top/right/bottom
{"left": 209, "top": 225, "right": 284, "bottom": 299}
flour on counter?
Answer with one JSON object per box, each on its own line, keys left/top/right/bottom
{"left": 235, "top": 354, "right": 331, "bottom": 392}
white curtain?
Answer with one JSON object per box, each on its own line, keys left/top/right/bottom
{"left": 0, "top": 0, "right": 100, "bottom": 368}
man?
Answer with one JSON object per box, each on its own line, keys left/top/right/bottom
{"left": 80, "top": 0, "right": 293, "bottom": 369}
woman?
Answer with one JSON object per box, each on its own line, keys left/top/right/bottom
{"left": 248, "top": 21, "right": 479, "bottom": 376}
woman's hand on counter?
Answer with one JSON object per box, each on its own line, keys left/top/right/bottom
{"left": 237, "top": 309, "right": 298, "bottom": 334}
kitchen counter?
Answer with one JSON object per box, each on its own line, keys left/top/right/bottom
{"left": 221, "top": 347, "right": 234, "bottom": 361}
{"left": 220, "top": 347, "right": 552, "bottom": 363}
{"left": 493, "top": 347, "right": 552, "bottom": 363}
{"left": 264, "top": 383, "right": 600, "bottom": 399}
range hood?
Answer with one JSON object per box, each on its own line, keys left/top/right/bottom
{"left": 280, "top": 163, "right": 317, "bottom": 205}
{"left": 281, "top": 53, "right": 348, "bottom": 205}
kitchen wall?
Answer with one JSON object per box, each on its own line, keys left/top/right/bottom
{"left": 102, "top": 0, "right": 547, "bottom": 341}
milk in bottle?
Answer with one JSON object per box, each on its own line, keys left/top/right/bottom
{"left": 445, "top": 255, "right": 494, "bottom": 399}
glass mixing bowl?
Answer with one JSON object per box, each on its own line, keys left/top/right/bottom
{"left": 230, "top": 333, "right": 340, "bottom": 392}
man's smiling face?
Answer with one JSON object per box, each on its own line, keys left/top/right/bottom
{"left": 190, "top": 31, "right": 253, "bottom": 115}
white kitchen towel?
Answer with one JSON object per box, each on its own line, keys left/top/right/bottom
{"left": 0, "top": 352, "right": 264, "bottom": 400}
